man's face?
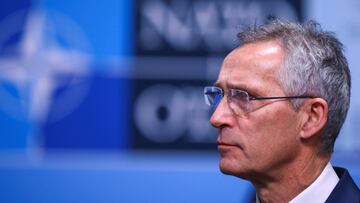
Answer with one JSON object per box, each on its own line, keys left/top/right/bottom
{"left": 211, "top": 41, "right": 303, "bottom": 180}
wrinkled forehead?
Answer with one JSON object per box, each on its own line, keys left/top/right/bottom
{"left": 216, "top": 41, "right": 284, "bottom": 89}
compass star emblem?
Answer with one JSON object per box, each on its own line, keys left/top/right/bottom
{"left": 0, "top": 10, "right": 93, "bottom": 123}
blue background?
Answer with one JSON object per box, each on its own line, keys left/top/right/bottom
{"left": 0, "top": 0, "right": 359, "bottom": 202}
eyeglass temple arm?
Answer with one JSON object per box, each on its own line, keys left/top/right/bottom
{"left": 250, "top": 96, "right": 313, "bottom": 101}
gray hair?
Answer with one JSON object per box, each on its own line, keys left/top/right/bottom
{"left": 237, "top": 20, "right": 351, "bottom": 155}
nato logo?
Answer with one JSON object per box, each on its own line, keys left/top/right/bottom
{"left": 0, "top": 9, "right": 93, "bottom": 149}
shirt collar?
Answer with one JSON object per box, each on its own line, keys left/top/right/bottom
{"left": 256, "top": 162, "right": 339, "bottom": 203}
{"left": 289, "top": 162, "right": 339, "bottom": 203}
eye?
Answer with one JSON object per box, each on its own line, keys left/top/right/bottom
{"left": 243, "top": 89, "right": 259, "bottom": 100}
{"left": 232, "top": 89, "right": 248, "bottom": 101}
{"left": 228, "top": 89, "right": 250, "bottom": 113}
{"left": 247, "top": 93, "right": 257, "bottom": 100}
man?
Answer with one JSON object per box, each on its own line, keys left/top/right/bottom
{"left": 204, "top": 20, "right": 360, "bottom": 203}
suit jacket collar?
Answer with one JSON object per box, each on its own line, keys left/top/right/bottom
{"left": 325, "top": 167, "right": 360, "bottom": 203}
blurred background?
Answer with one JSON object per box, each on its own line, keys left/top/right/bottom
{"left": 0, "top": 0, "right": 359, "bottom": 202}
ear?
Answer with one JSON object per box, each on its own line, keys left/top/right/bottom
{"left": 299, "top": 98, "right": 328, "bottom": 140}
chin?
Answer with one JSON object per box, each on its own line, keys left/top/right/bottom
{"left": 219, "top": 158, "right": 242, "bottom": 175}
{"left": 219, "top": 158, "right": 249, "bottom": 179}
{"left": 219, "top": 165, "right": 235, "bottom": 176}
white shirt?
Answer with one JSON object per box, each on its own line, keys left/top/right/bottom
{"left": 289, "top": 162, "right": 339, "bottom": 203}
{"left": 256, "top": 162, "right": 339, "bottom": 203}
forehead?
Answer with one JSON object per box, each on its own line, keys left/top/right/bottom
{"left": 217, "top": 41, "right": 284, "bottom": 94}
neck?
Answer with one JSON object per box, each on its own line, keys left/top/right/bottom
{"left": 253, "top": 151, "right": 330, "bottom": 203}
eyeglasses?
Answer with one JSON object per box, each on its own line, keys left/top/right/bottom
{"left": 204, "top": 86, "right": 312, "bottom": 115}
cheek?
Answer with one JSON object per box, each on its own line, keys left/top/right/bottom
{"left": 240, "top": 107, "right": 301, "bottom": 165}
{"left": 249, "top": 105, "right": 299, "bottom": 139}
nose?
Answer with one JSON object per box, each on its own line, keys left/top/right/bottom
{"left": 210, "top": 97, "right": 234, "bottom": 129}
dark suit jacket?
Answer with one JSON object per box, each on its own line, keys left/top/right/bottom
{"left": 325, "top": 167, "right": 360, "bottom": 203}
{"left": 250, "top": 166, "right": 360, "bottom": 203}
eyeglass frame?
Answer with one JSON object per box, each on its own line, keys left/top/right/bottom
{"left": 204, "top": 86, "right": 313, "bottom": 115}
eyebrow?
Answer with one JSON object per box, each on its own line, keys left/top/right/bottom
{"left": 214, "top": 80, "right": 263, "bottom": 97}
{"left": 214, "top": 80, "right": 248, "bottom": 90}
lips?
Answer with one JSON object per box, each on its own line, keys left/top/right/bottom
{"left": 217, "top": 141, "right": 239, "bottom": 150}
{"left": 217, "top": 129, "right": 243, "bottom": 149}
{"left": 217, "top": 141, "right": 235, "bottom": 147}
{"left": 217, "top": 136, "right": 243, "bottom": 150}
